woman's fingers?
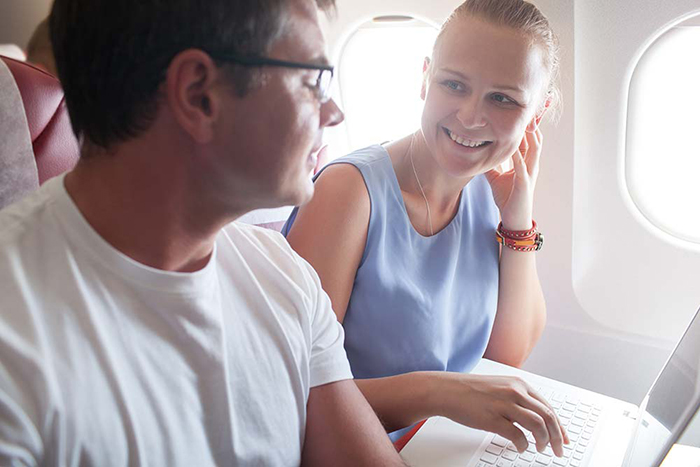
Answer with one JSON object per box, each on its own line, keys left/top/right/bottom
{"left": 518, "top": 393, "right": 567, "bottom": 456}
{"left": 519, "top": 133, "right": 529, "bottom": 157}
{"left": 451, "top": 375, "right": 568, "bottom": 458}
{"left": 527, "top": 387, "right": 570, "bottom": 447}
{"left": 532, "top": 128, "right": 543, "bottom": 178}
{"left": 495, "top": 420, "right": 529, "bottom": 453}
{"left": 512, "top": 147, "right": 527, "bottom": 180}
{"left": 484, "top": 167, "right": 502, "bottom": 185}
{"left": 501, "top": 380, "right": 567, "bottom": 457}
{"left": 523, "top": 130, "right": 541, "bottom": 178}
{"left": 507, "top": 406, "right": 550, "bottom": 453}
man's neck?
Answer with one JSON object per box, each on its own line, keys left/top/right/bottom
{"left": 64, "top": 138, "right": 242, "bottom": 273}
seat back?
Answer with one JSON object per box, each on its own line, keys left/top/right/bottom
{"left": 0, "top": 56, "right": 79, "bottom": 196}
{"left": 0, "top": 56, "right": 38, "bottom": 209}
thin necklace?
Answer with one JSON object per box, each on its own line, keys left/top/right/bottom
{"left": 408, "top": 144, "right": 434, "bottom": 236}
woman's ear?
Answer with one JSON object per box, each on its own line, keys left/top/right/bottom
{"left": 420, "top": 57, "right": 431, "bottom": 101}
{"left": 526, "top": 97, "right": 551, "bottom": 133}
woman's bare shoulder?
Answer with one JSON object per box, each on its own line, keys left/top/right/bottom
{"left": 308, "top": 162, "right": 371, "bottom": 222}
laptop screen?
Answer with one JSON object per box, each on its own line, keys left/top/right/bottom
{"left": 626, "top": 307, "right": 700, "bottom": 467}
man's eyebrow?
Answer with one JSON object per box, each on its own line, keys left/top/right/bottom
{"left": 439, "top": 67, "right": 525, "bottom": 93}
{"left": 310, "top": 54, "right": 331, "bottom": 66}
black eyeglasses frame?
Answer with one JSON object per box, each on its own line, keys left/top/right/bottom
{"left": 207, "top": 52, "right": 335, "bottom": 103}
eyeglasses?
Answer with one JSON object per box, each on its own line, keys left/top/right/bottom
{"left": 208, "top": 52, "right": 335, "bottom": 103}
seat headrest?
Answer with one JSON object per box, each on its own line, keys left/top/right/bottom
{"left": 0, "top": 58, "right": 38, "bottom": 210}
{"left": 1, "top": 56, "right": 79, "bottom": 185}
{"left": 0, "top": 44, "right": 26, "bottom": 61}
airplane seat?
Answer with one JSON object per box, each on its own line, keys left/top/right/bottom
{"left": 0, "top": 45, "right": 26, "bottom": 62}
{"left": 0, "top": 55, "right": 79, "bottom": 210}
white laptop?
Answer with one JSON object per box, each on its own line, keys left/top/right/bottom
{"left": 400, "top": 307, "right": 700, "bottom": 467}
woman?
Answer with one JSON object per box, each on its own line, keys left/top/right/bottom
{"left": 284, "top": 0, "right": 567, "bottom": 456}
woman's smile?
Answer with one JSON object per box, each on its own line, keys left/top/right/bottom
{"left": 444, "top": 127, "right": 493, "bottom": 150}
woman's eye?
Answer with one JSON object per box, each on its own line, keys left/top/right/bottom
{"left": 442, "top": 80, "right": 463, "bottom": 92}
{"left": 492, "top": 93, "right": 517, "bottom": 105}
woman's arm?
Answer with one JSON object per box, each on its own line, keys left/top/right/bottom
{"left": 355, "top": 371, "right": 567, "bottom": 456}
{"left": 484, "top": 248, "right": 546, "bottom": 367}
{"left": 484, "top": 128, "right": 547, "bottom": 367}
{"left": 285, "top": 163, "right": 370, "bottom": 323}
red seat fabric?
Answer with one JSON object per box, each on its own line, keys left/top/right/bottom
{"left": 1, "top": 56, "right": 79, "bottom": 184}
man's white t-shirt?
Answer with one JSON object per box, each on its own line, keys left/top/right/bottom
{"left": 0, "top": 175, "right": 353, "bottom": 466}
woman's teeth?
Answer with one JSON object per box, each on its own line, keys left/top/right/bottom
{"left": 448, "top": 129, "right": 488, "bottom": 148}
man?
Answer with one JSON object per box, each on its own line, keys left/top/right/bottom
{"left": 0, "top": 0, "right": 405, "bottom": 465}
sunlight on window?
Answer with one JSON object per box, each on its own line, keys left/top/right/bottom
{"left": 337, "top": 20, "right": 438, "bottom": 154}
{"left": 626, "top": 26, "right": 700, "bottom": 244}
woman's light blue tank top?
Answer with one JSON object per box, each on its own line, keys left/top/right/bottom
{"left": 283, "top": 145, "right": 500, "bottom": 434}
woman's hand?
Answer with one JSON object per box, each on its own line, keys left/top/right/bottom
{"left": 438, "top": 372, "right": 569, "bottom": 456}
{"left": 484, "top": 128, "right": 542, "bottom": 231}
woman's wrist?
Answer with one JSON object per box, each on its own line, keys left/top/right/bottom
{"left": 496, "top": 220, "right": 543, "bottom": 252}
{"left": 407, "top": 371, "right": 449, "bottom": 420}
{"left": 500, "top": 216, "right": 533, "bottom": 231}
{"left": 430, "top": 372, "right": 472, "bottom": 419}
{"left": 382, "top": 371, "right": 457, "bottom": 427}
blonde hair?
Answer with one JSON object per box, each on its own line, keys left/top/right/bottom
{"left": 433, "top": 0, "right": 561, "bottom": 118}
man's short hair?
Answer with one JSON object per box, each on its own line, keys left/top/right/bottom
{"left": 49, "top": 0, "right": 335, "bottom": 149}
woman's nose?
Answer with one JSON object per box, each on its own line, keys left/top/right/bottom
{"left": 456, "top": 96, "right": 487, "bottom": 129}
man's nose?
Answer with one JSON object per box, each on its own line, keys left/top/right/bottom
{"left": 456, "top": 96, "right": 487, "bottom": 129}
{"left": 321, "top": 98, "right": 345, "bottom": 128}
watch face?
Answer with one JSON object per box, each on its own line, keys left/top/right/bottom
{"left": 535, "top": 232, "right": 544, "bottom": 251}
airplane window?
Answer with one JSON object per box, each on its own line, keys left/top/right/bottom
{"left": 333, "top": 17, "right": 438, "bottom": 158}
{"left": 626, "top": 25, "right": 700, "bottom": 244}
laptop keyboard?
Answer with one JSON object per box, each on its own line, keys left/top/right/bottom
{"left": 475, "top": 386, "right": 602, "bottom": 467}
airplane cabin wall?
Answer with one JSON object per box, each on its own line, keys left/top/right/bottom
{"left": 0, "top": 1, "right": 53, "bottom": 52}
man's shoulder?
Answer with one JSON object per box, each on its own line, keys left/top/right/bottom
{"left": 223, "top": 221, "right": 292, "bottom": 256}
{"left": 219, "top": 221, "right": 312, "bottom": 282}
{"left": 218, "top": 221, "right": 327, "bottom": 326}
{"left": 0, "top": 180, "right": 60, "bottom": 250}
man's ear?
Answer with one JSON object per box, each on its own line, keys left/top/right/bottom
{"left": 526, "top": 97, "right": 551, "bottom": 133}
{"left": 165, "top": 49, "right": 222, "bottom": 144}
{"left": 420, "top": 57, "right": 430, "bottom": 101}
